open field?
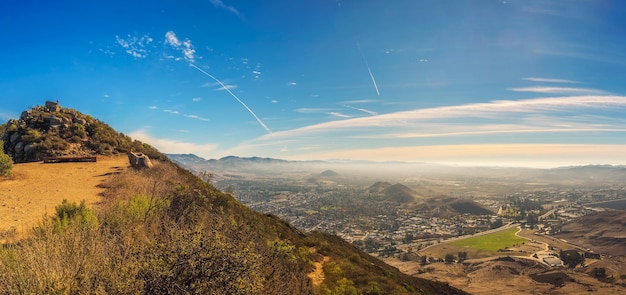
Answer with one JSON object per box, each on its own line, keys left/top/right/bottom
{"left": 0, "top": 155, "right": 129, "bottom": 241}
{"left": 449, "top": 228, "right": 527, "bottom": 252}
{"left": 420, "top": 227, "right": 529, "bottom": 259}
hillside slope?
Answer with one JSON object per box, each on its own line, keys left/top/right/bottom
{"left": 0, "top": 104, "right": 466, "bottom": 294}
{"left": 554, "top": 210, "right": 626, "bottom": 255}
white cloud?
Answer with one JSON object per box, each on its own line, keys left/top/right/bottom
{"left": 164, "top": 31, "right": 196, "bottom": 62}
{"left": 523, "top": 77, "right": 579, "bottom": 84}
{"left": 216, "top": 84, "right": 237, "bottom": 91}
{"left": 508, "top": 87, "right": 606, "bottom": 95}
{"left": 342, "top": 99, "right": 378, "bottom": 104}
{"left": 271, "top": 100, "right": 279, "bottom": 104}
{"left": 103, "top": 94, "right": 110, "bottom": 98}
{"left": 326, "top": 112, "right": 352, "bottom": 118}
{"left": 288, "top": 81, "right": 297, "bottom": 86}
{"left": 202, "top": 82, "right": 219, "bottom": 88}
{"left": 296, "top": 108, "right": 332, "bottom": 113}
{"left": 148, "top": 106, "right": 158, "bottom": 110}
{"left": 343, "top": 105, "right": 378, "bottom": 116}
{"left": 192, "top": 97, "right": 202, "bottom": 102}
{"left": 129, "top": 130, "right": 217, "bottom": 156}
{"left": 115, "top": 34, "right": 153, "bottom": 58}
{"left": 223, "top": 95, "right": 626, "bottom": 164}
{"left": 209, "top": 0, "right": 241, "bottom": 16}
{"left": 164, "top": 109, "right": 180, "bottom": 115}
{"left": 184, "top": 114, "right": 210, "bottom": 122}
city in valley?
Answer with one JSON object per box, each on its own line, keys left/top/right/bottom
{"left": 169, "top": 154, "right": 626, "bottom": 293}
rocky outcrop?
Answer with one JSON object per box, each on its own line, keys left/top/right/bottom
{"left": 2, "top": 101, "right": 165, "bottom": 164}
{"left": 128, "top": 152, "right": 153, "bottom": 169}
{"left": 1, "top": 102, "right": 94, "bottom": 163}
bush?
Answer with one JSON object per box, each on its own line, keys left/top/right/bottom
{"left": 0, "top": 141, "right": 12, "bottom": 176}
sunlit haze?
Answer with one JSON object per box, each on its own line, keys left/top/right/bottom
{"left": 2, "top": 1, "right": 626, "bottom": 167}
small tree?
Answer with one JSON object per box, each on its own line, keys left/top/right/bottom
{"left": 458, "top": 251, "right": 468, "bottom": 262}
{"left": 444, "top": 253, "right": 455, "bottom": 264}
{"left": 560, "top": 250, "right": 584, "bottom": 268}
{"left": 0, "top": 140, "right": 13, "bottom": 176}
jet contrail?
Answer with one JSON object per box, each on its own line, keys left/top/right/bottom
{"left": 189, "top": 63, "right": 272, "bottom": 134}
{"left": 356, "top": 42, "right": 380, "bottom": 96}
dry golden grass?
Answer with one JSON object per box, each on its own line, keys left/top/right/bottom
{"left": 0, "top": 155, "right": 129, "bottom": 241}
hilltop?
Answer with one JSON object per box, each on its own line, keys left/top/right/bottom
{"left": 2, "top": 101, "right": 162, "bottom": 163}
{"left": 0, "top": 104, "right": 466, "bottom": 294}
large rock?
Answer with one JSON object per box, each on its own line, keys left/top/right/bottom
{"left": 14, "top": 142, "right": 24, "bottom": 154}
{"left": 128, "top": 152, "right": 153, "bottom": 169}
{"left": 9, "top": 132, "right": 20, "bottom": 144}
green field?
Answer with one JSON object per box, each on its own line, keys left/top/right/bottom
{"left": 449, "top": 228, "right": 527, "bottom": 252}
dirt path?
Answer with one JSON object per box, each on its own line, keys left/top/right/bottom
{"left": 0, "top": 155, "right": 129, "bottom": 242}
{"left": 308, "top": 254, "right": 330, "bottom": 287}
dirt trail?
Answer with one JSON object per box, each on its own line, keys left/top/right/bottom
{"left": 0, "top": 155, "right": 129, "bottom": 242}
{"left": 308, "top": 253, "right": 330, "bottom": 287}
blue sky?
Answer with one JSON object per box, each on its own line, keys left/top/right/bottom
{"left": 1, "top": 0, "right": 626, "bottom": 167}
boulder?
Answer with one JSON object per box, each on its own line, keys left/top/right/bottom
{"left": 74, "top": 117, "right": 87, "bottom": 125}
{"left": 24, "top": 144, "right": 34, "bottom": 154}
{"left": 128, "top": 152, "right": 153, "bottom": 169}
{"left": 14, "top": 142, "right": 24, "bottom": 154}
{"left": 48, "top": 116, "right": 64, "bottom": 126}
{"left": 9, "top": 132, "right": 20, "bottom": 144}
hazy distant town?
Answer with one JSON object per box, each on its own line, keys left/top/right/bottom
{"left": 168, "top": 154, "right": 626, "bottom": 257}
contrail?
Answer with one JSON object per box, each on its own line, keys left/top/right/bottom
{"left": 356, "top": 42, "right": 380, "bottom": 96}
{"left": 189, "top": 63, "right": 272, "bottom": 134}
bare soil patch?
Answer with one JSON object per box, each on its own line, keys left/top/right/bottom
{"left": 0, "top": 155, "right": 129, "bottom": 241}
{"left": 385, "top": 257, "right": 626, "bottom": 294}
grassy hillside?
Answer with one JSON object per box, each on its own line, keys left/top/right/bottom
{"left": 0, "top": 157, "right": 466, "bottom": 294}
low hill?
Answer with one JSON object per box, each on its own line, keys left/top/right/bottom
{"left": 416, "top": 197, "right": 494, "bottom": 217}
{"left": 319, "top": 169, "right": 339, "bottom": 177}
{"left": 383, "top": 183, "right": 420, "bottom": 203}
{"left": 0, "top": 103, "right": 466, "bottom": 294}
{"left": 553, "top": 210, "right": 626, "bottom": 255}
{"left": 367, "top": 181, "right": 392, "bottom": 194}
{"left": 366, "top": 182, "right": 421, "bottom": 203}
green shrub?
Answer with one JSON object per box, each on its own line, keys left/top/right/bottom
{"left": 0, "top": 141, "right": 12, "bottom": 176}
{"left": 51, "top": 200, "right": 98, "bottom": 231}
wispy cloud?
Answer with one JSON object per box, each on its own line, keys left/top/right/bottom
{"left": 209, "top": 0, "right": 241, "bottom": 17}
{"left": 184, "top": 114, "right": 210, "bottom": 122}
{"left": 129, "top": 130, "right": 217, "bottom": 156}
{"left": 164, "top": 31, "right": 196, "bottom": 62}
{"left": 523, "top": 77, "right": 579, "bottom": 84}
{"left": 288, "top": 81, "right": 297, "bottom": 86}
{"left": 164, "top": 109, "right": 180, "bottom": 115}
{"left": 296, "top": 108, "right": 333, "bottom": 114}
{"left": 115, "top": 34, "right": 153, "bottom": 58}
{"left": 341, "top": 99, "right": 379, "bottom": 104}
{"left": 225, "top": 95, "right": 626, "bottom": 165}
{"left": 192, "top": 97, "right": 202, "bottom": 102}
{"left": 216, "top": 84, "right": 237, "bottom": 91}
{"left": 343, "top": 105, "right": 378, "bottom": 116}
{"left": 326, "top": 112, "right": 352, "bottom": 118}
{"left": 509, "top": 87, "right": 606, "bottom": 95}
{"left": 148, "top": 106, "right": 158, "bottom": 110}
